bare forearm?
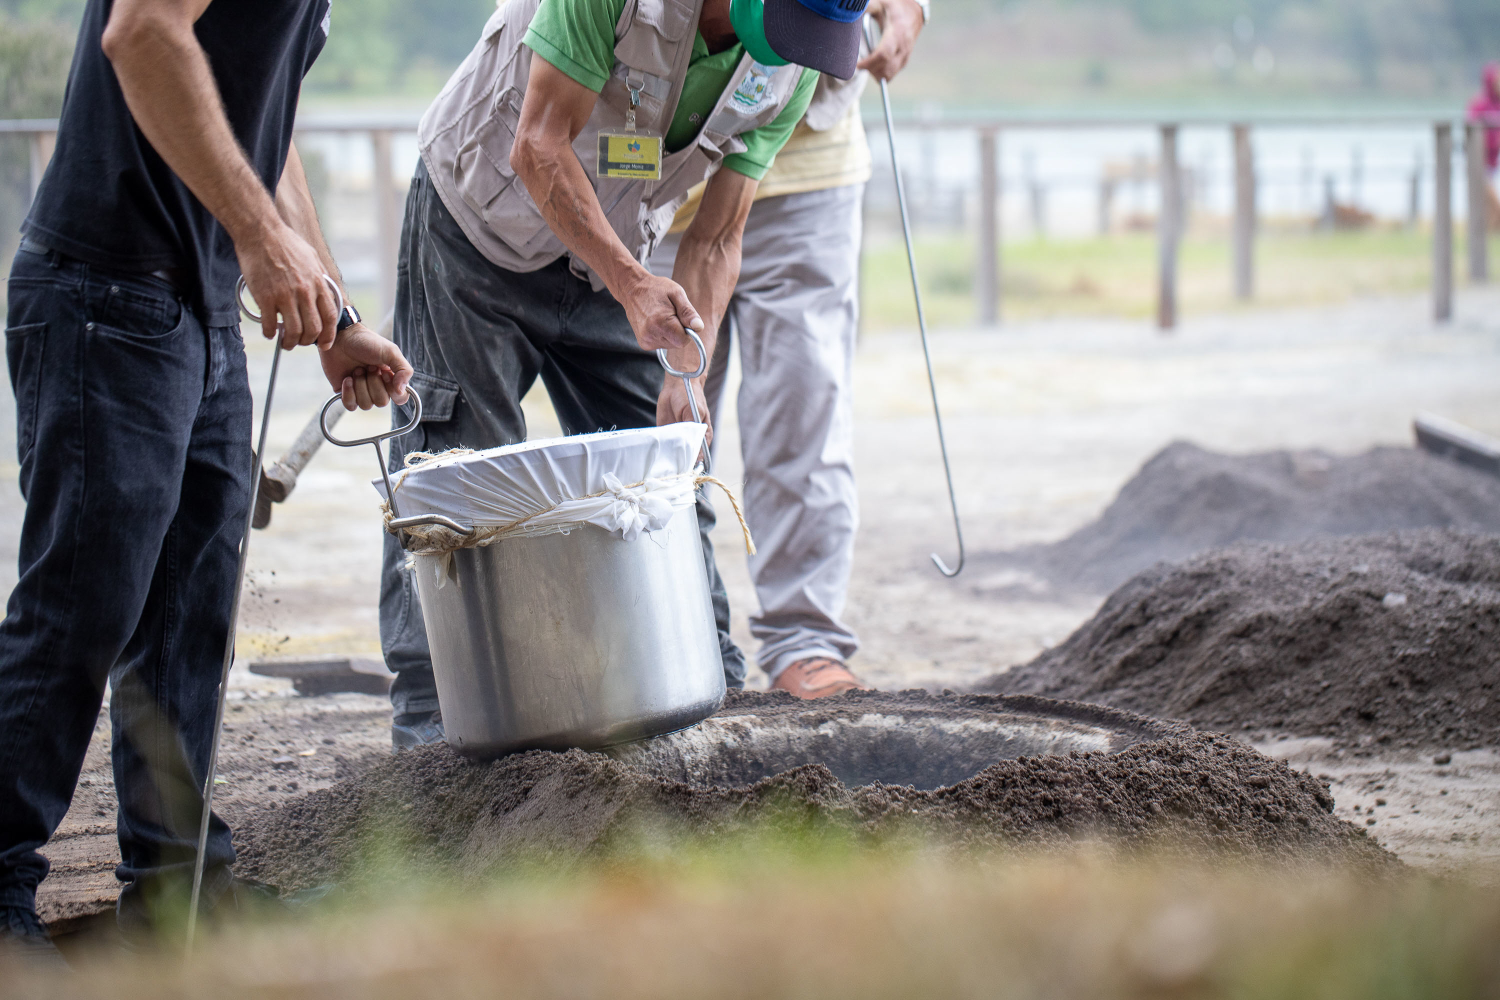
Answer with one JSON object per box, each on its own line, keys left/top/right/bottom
{"left": 276, "top": 144, "right": 345, "bottom": 292}
{"left": 514, "top": 135, "right": 646, "bottom": 296}
{"left": 102, "top": 1, "right": 280, "bottom": 247}
{"left": 670, "top": 236, "right": 739, "bottom": 366}
{"left": 670, "top": 170, "right": 757, "bottom": 369}
{"left": 514, "top": 57, "right": 700, "bottom": 354}
{"left": 103, "top": 1, "right": 368, "bottom": 368}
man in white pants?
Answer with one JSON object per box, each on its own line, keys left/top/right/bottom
{"left": 651, "top": 0, "right": 926, "bottom": 699}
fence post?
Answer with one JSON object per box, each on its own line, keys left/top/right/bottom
{"left": 1434, "top": 123, "right": 1453, "bottom": 323}
{"left": 1157, "top": 124, "right": 1180, "bottom": 331}
{"left": 1466, "top": 121, "right": 1489, "bottom": 284}
{"left": 371, "top": 129, "right": 398, "bottom": 319}
{"left": 1232, "top": 123, "right": 1255, "bottom": 301}
{"left": 1407, "top": 153, "right": 1422, "bottom": 230}
{"left": 977, "top": 128, "right": 1000, "bottom": 326}
{"left": 28, "top": 131, "right": 56, "bottom": 200}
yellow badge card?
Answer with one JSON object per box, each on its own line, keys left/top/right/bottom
{"left": 597, "top": 131, "right": 662, "bottom": 180}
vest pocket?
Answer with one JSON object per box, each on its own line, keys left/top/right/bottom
{"left": 613, "top": 0, "right": 693, "bottom": 77}
{"left": 451, "top": 88, "right": 552, "bottom": 251}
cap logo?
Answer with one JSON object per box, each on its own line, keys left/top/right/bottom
{"left": 790, "top": 0, "right": 868, "bottom": 25}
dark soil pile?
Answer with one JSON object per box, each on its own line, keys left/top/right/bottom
{"left": 1005, "top": 441, "right": 1500, "bottom": 593}
{"left": 983, "top": 529, "right": 1500, "bottom": 750}
{"left": 235, "top": 691, "right": 1391, "bottom": 891}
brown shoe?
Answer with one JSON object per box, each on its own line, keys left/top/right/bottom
{"left": 770, "top": 657, "right": 873, "bottom": 700}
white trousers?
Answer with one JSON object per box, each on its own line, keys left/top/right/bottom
{"left": 652, "top": 183, "right": 863, "bottom": 679}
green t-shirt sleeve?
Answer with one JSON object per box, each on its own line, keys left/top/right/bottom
{"left": 522, "top": 0, "right": 628, "bottom": 93}
{"left": 720, "top": 68, "right": 820, "bottom": 181}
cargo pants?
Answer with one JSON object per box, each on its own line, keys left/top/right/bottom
{"left": 650, "top": 184, "right": 863, "bottom": 681}
{"left": 379, "top": 161, "right": 746, "bottom": 721}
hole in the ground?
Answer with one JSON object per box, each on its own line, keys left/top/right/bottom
{"left": 610, "top": 701, "right": 1153, "bottom": 791}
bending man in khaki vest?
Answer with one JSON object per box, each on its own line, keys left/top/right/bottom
{"left": 381, "top": 0, "right": 873, "bottom": 745}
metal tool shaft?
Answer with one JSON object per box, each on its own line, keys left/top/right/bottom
{"left": 188, "top": 275, "right": 346, "bottom": 945}
{"left": 186, "top": 343, "right": 284, "bottom": 945}
{"left": 866, "top": 19, "right": 965, "bottom": 578}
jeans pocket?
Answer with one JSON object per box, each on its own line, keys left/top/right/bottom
{"left": 91, "top": 279, "right": 184, "bottom": 341}
{"left": 89, "top": 295, "right": 190, "bottom": 351}
{"left": 5, "top": 321, "right": 46, "bottom": 464}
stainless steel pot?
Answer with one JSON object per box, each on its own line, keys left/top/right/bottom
{"left": 409, "top": 505, "right": 726, "bottom": 758}
{"left": 315, "top": 333, "right": 726, "bottom": 760}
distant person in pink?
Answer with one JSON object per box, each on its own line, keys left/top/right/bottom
{"left": 1468, "top": 63, "right": 1500, "bottom": 225}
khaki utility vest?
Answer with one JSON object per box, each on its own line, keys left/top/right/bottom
{"left": 418, "top": 0, "right": 805, "bottom": 287}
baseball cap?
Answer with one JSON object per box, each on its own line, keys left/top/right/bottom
{"left": 731, "top": 0, "right": 868, "bottom": 81}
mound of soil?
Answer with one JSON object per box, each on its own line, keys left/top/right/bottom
{"left": 984, "top": 529, "right": 1500, "bottom": 750}
{"left": 234, "top": 691, "right": 1390, "bottom": 890}
{"left": 1007, "top": 442, "right": 1500, "bottom": 593}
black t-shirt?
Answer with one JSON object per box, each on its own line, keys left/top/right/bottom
{"left": 24, "top": 0, "right": 330, "bottom": 327}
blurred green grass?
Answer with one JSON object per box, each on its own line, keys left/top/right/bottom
{"left": 27, "top": 841, "right": 1500, "bottom": 999}
{"left": 861, "top": 226, "right": 1500, "bottom": 328}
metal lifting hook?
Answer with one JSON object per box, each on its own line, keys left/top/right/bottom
{"left": 863, "top": 18, "right": 965, "bottom": 578}
{"left": 186, "top": 274, "right": 343, "bottom": 948}
{"left": 656, "top": 329, "right": 712, "bottom": 474}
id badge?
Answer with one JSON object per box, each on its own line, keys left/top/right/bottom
{"left": 597, "top": 130, "right": 662, "bottom": 180}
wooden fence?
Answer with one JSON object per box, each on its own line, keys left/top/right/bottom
{"left": 4, "top": 109, "right": 1494, "bottom": 329}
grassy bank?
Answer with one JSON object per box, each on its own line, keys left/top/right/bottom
{"left": 861, "top": 226, "right": 1500, "bottom": 329}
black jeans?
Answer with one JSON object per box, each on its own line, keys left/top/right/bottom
{"left": 380, "top": 162, "right": 746, "bottom": 719}
{"left": 0, "top": 245, "right": 248, "bottom": 914}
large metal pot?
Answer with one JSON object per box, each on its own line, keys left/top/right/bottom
{"left": 410, "top": 504, "right": 726, "bottom": 758}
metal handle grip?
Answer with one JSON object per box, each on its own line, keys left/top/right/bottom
{"left": 319, "top": 386, "right": 422, "bottom": 447}
{"left": 656, "top": 329, "right": 711, "bottom": 472}
{"left": 237, "top": 274, "right": 345, "bottom": 331}
{"left": 389, "top": 513, "right": 474, "bottom": 536}
{"left": 317, "top": 386, "right": 423, "bottom": 520}
{"left": 655, "top": 328, "right": 708, "bottom": 381}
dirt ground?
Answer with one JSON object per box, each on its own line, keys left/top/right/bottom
{"left": 6, "top": 286, "right": 1500, "bottom": 926}
{"left": 233, "top": 694, "right": 1393, "bottom": 896}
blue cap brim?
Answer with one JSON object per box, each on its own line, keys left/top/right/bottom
{"left": 763, "top": 0, "right": 863, "bottom": 80}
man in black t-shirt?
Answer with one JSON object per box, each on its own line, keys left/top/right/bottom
{"left": 0, "top": 0, "right": 413, "bottom": 956}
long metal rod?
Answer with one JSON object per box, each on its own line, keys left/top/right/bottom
{"left": 186, "top": 342, "right": 285, "bottom": 946}
{"left": 866, "top": 22, "right": 964, "bottom": 578}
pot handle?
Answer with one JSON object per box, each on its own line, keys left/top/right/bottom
{"left": 319, "top": 386, "right": 423, "bottom": 447}
{"left": 389, "top": 513, "right": 474, "bottom": 536}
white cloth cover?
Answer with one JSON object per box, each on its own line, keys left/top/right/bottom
{"left": 375, "top": 423, "right": 708, "bottom": 542}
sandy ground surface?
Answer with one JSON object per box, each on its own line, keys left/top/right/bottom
{"left": 6, "top": 287, "right": 1500, "bottom": 926}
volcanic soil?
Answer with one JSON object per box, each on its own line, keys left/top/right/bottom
{"left": 232, "top": 691, "right": 1393, "bottom": 895}
{"left": 990, "top": 442, "right": 1500, "bottom": 595}
{"left": 982, "top": 529, "right": 1500, "bottom": 751}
